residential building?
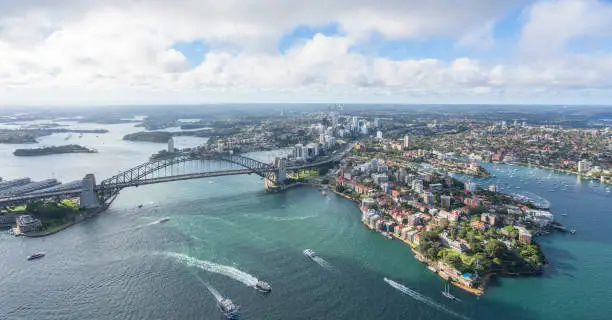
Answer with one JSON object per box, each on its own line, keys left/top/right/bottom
{"left": 481, "top": 213, "right": 498, "bottom": 226}
{"left": 373, "top": 118, "right": 382, "bottom": 128}
{"left": 578, "top": 160, "right": 592, "bottom": 173}
{"left": 470, "top": 220, "right": 486, "bottom": 231}
{"left": 423, "top": 191, "right": 434, "bottom": 205}
{"left": 372, "top": 173, "right": 389, "bottom": 185}
{"left": 465, "top": 181, "right": 476, "bottom": 193}
{"left": 516, "top": 226, "right": 532, "bottom": 244}
{"left": 440, "top": 195, "right": 451, "bottom": 209}
{"left": 412, "top": 180, "right": 424, "bottom": 193}
{"left": 403, "top": 135, "right": 411, "bottom": 149}
{"left": 167, "top": 138, "right": 174, "bottom": 152}
{"left": 293, "top": 144, "right": 304, "bottom": 159}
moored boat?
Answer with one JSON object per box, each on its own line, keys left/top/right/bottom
{"left": 441, "top": 283, "right": 461, "bottom": 302}
{"left": 27, "top": 253, "right": 45, "bottom": 260}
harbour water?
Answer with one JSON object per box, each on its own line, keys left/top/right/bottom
{"left": 1, "top": 123, "right": 612, "bottom": 319}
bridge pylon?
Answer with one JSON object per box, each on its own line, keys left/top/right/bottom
{"left": 80, "top": 174, "right": 100, "bottom": 209}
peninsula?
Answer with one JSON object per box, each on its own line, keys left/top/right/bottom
{"left": 330, "top": 137, "right": 550, "bottom": 295}
{"left": 13, "top": 144, "right": 98, "bottom": 156}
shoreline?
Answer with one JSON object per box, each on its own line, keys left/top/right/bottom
{"left": 14, "top": 205, "right": 107, "bottom": 238}
{"left": 318, "top": 183, "right": 486, "bottom": 296}
{"left": 511, "top": 162, "right": 611, "bottom": 185}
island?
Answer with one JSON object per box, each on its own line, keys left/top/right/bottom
{"left": 123, "top": 131, "right": 173, "bottom": 143}
{"left": 13, "top": 144, "right": 98, "bottom": 156}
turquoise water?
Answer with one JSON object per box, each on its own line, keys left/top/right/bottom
{"left": 1, "top": 123, "right": 612, "bottom": 319}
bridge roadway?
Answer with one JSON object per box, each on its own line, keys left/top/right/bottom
{"left": 99, "top": 169, "right": 257, "bottom": 189}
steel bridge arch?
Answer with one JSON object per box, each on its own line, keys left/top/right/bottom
{"left": 97, "top": 153, "right": 274, "bottom": 203}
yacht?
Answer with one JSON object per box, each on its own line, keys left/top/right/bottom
{"left": 27, "top": 253, "right": 45, "bottom": 261}
{"left": 254, "top": 280, "right": 272, "bottom": 293}
{"left": 303, "top": 249, "right": 317, "bottom": 259}
{"left": 217, "top": 298, "right": 240, "bottom": 319}
{"left": 441, "top": 283, "right": 460, "bottom": 302}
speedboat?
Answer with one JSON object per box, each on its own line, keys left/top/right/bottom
{"left": 217, "top": 298, "right": 240, "bottom": 319}
{"left": 254, "top": 280, "right": 272, "bottom": 293}
{"left": 158, "top": 217, "right": 170, "bottom": 223}
{"left": 27, "top": 253, "right": 45, "bottom": 261}
{"left": 138, "top": 204, "right": 143, "bottom": 208}
{"left": 303, "top": 249, "right": 317, "bottom": 259}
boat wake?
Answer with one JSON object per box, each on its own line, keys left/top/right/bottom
{"left": 312, "top": 256, "right": 333, "bottom": 270}
{"left": 164, "top": 252, "right": 259, "bottom": 287}
{"left": 146, "top": 217, "right": 170, "bottom": 225}
{"left": 196, "top": 276, "right": 223, "bottom": 302}
{"left": 383, "top": 278, "right": 470, "bottom": 320}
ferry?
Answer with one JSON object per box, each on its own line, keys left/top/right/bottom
{"left": 217, "top": 298, "right": 240, "bottom": 319}
{"left": 303, "top": 249, "right": 317, "bottom": 259}
{"left": 254, "top": 280, "right": 272, "bottom": 293}
{"left": 27, "top": 253, "right": 45, "bottom": 260}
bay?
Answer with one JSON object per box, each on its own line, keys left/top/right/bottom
{"left": 1, "top": 122, "right": 611, "bottom": 319}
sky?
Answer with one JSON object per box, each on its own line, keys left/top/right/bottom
{"left": 1, "top": 0, "right": 612, "bottom": 106}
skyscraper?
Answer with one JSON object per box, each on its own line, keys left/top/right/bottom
{"left": 403, "top": 135, "right": 411, "bottom": 149}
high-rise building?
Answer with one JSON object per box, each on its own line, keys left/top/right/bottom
{"left": 319, "top": 133, "right": 326, "bottom": 144}
{"left": 361, "top": 124, "right": 369, "bottom": 135}
{"left": 403, "top": 135, "right": 411, "bottom": 149}
{"left": 374, "top": 118, "right": 382, "bottom": 128}
{"left": 167, "top": 138, "right": 174, "bottom": 153}
{"left": 423, "top": 191, "right": 434, "bottom": 205}
{"left": 294, "top": 144, "right": 304, "bottom": 159}
{"left": 352, "top": 116, "right": 359, "bottom": 128}
{"left": 376, "top": 130, "right": 383, "bottom": 139}
{"left": 412, "top": 180, "right": 424, "bottom": 193}
{"left": 441, "top": 195, "right": 451, "bottom": 209}
{"left": 465, "top": 181, "right": 476, "bottom": 193}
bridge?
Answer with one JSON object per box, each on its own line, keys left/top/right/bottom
{"left": 0, "top": 146, "right": 353, "bottom": 209}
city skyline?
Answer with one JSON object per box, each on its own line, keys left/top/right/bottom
{"left": 1, "top": 0, "right": 612, "bottom": 106}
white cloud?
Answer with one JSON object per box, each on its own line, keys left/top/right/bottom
{"left": 520, "top": 0, "right": 612, "bottom": 57}
{"left": 0, "top": 0, "right": 611, "bottom": 105}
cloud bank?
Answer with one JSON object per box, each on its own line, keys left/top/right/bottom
{"left": 0, "top": 0, "right": 611, "bottom": 106}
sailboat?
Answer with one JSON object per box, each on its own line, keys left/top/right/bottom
{"left": 441, "top": 283, "right": 460, "bottom": 302}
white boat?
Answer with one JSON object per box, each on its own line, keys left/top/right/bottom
{"left": 217, "top": 298, "right": 240, "bottom": 319}
{"left": 254, "top": 280, "right": 271, "bottom": 293}
{"left": 303, "top": 249, "right": 317, "bottom": 259}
